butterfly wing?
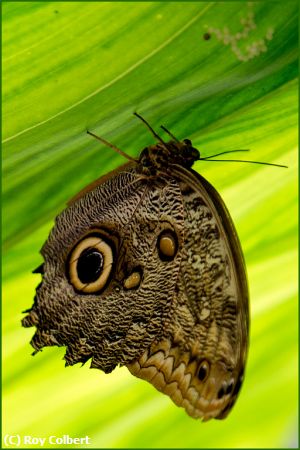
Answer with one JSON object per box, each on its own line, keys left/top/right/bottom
{"left": 23, "top": 166, "right": 187, "bottom": 374}
{"left": 127, "top": 165, "right": 249, "bottom": 420}
{"left": 67, "top": 162, "right": 134, "bottom": 206}
{"left": 23, "top": 150, "right": 248, "bottom": 420}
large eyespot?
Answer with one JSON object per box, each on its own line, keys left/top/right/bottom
{"left": 68, "top": 233, "right": 114, "bottom": 293}
{"left": 157, "top": 230, "right": 178, "bottom": 261}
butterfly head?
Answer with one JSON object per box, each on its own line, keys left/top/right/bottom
{"left": 138, "top": 139, "right": 200, "bottom": 176}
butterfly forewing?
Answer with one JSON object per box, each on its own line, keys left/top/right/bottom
{"left": 24, "top": 167, "right": 187, "bottom": 374}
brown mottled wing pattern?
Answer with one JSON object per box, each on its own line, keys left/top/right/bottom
{"left": 23, "top": 167, "right": 186, "bottom": 374}
{"left": 127, "top": 165, "right": 249, "bottom": 421}
{"left": 23, "top": 137, "right": 248, "bottom": 421}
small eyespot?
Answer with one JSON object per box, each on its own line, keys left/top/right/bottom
{"left": 217, "top": 386, "right": 225, "bottom": 399}
{"left": 124, "top": 270, "right": 142, "bottom": 290}
{"left": 68, "top": 233, "right": 114, "bottom": 293}
{"left": 217, "top": 382, "right": 228, "bottom": 399}
{"left": 233, "top": 372, "right": 244, "bottom": 395}
{"left": 197, "top": 359, "right": 210, "bottom": 382}
{"left": 226, "top": 380, "right": 234, "bottom": 395}
{"left": 157, "top": 230, "right": 178, "bottom": 261}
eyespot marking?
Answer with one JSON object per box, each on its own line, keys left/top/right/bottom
{"left": 217, "top": 382, "right": 228, "bottom": 399}
{"left": 197, "top": 360, "right": 210, "bottom": 382}
{"left": 233, "top": 372, "right": 244, "bottom": 395}
{"left": 77, "top": 248, "right": 104, "bottom": 284}
{"left": 68, "top": 233, "right": 114, "bottom": 294}
{"left": 124, "top": 270, "right": 142, "bottom": 290}
{"left": 226, "top": 380, "right": 234, "bottom": 395}
{"left": 157, "top": 231, "right": 178, "bottom": 261}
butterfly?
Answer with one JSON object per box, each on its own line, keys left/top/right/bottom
{"left": 22, "top": 113, "right": 250, "bottom": 421}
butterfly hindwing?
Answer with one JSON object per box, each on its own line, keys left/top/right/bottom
{"left": 127, "top": 166, "right": 249, "bottom": 420}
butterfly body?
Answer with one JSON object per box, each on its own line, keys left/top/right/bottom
{"left": 23, "top": 131, "right": 249, "bottom": 421}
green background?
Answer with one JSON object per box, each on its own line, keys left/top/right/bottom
{"left": 2, "top": 1, "right": 298, "bottom": 448}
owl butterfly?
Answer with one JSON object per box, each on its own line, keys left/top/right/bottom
{"left": 22, "top": 113, "right": 249, "bottom": 421}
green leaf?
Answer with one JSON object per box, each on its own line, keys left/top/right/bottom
{"left": 3, "top": 2, "right": 298, "bottom": 448}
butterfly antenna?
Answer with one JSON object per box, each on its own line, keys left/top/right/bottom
{"left": 134, "top": 112, "right": 167, "bottom": 146}
{"left": 201, "top": 149, "right": 250, "bottom": 159}
{"left": 87, "top": 130, "right": 137, "bottom": 162}
{"left": 200, "top": 158, "right": 288, "bottom": 168}
{"left": 160, "top": 125, "right": 180, "bottom": 142}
